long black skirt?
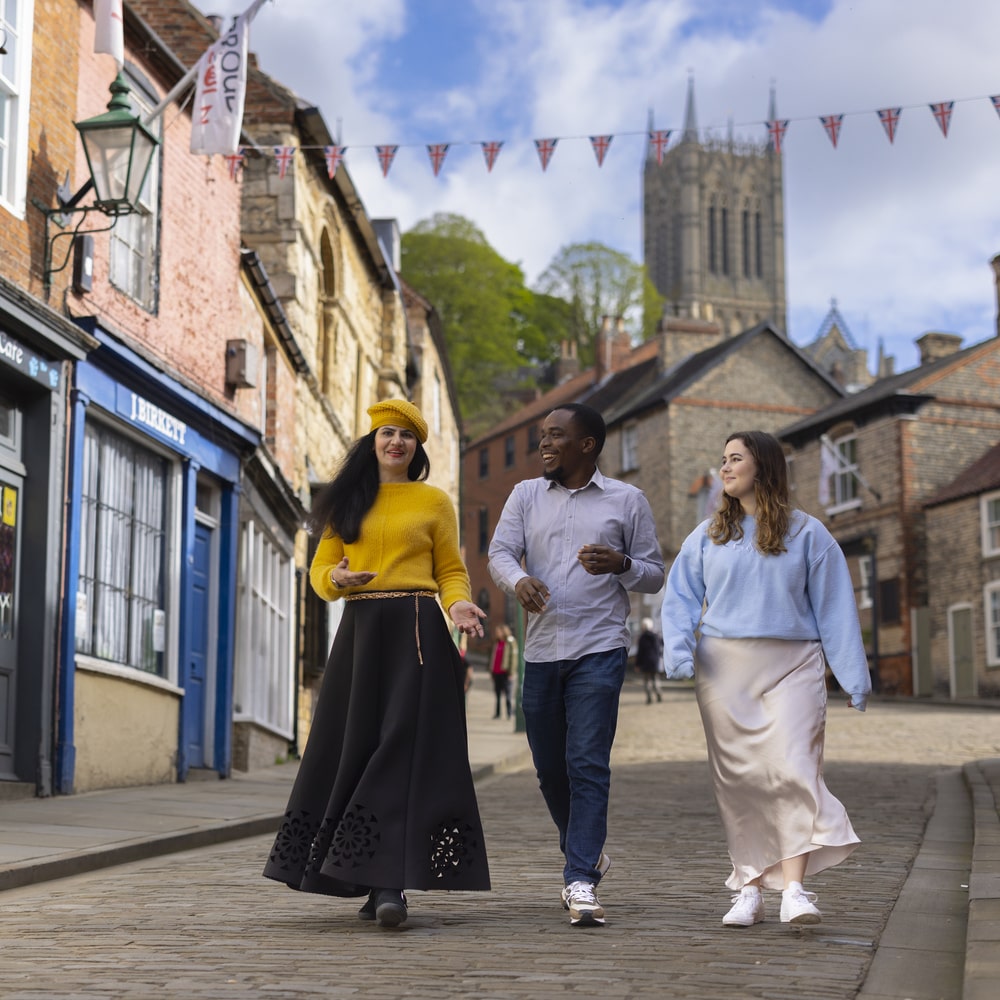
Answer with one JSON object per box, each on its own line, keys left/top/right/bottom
{"left": 262, "top": 593, "right": 490, "bottom": 896}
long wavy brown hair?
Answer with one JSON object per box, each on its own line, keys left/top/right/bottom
{"left": 707, "top": 430, "right": 792, "bottom": 555}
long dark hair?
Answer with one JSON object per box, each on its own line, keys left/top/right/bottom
{"left": 707, "top": 430, "right": 792, "bottom": 555}
{"left": 308, "top": 431, "right": 431, "bottom": 543}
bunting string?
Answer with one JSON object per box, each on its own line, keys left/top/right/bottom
{"left": 217, "top": 91, "right": 1000, "bottom": 180}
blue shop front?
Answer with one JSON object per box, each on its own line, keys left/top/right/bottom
{"left": 58, "top": 321, "right": 259, "bottom": 793}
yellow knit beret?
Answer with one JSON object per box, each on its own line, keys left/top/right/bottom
{"left": 367, "top": 399, "right": 428, "bottom": 443}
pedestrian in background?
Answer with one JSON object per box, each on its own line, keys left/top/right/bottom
{"left": 489, "top": 403, "right": 665, "bottom": 927}
{"left": 635, "top": 617, "right": 664, "bottom": 704}
{"left": 263, "top": 399, "right": 490, "bottom": 928}
{"left": 661, "top": 429, "right": 870, "bottom": 928}
{"left": 490, "top": 624, "right": 517, "bottom": 719}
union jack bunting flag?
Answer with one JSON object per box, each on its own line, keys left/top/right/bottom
{"left": 273, "top": 146, "right": 295, "bottom": 179}
{"left": 766, "top": 119, "right": 789, "bottom": 154}
{"left": 481, "top": 140, "right": 503, "bottom": 172}
{"left": 878, "top": 107, "right": 902, "bottom": 143}
{"left": 427, "top": 143, "right": 450, "bottom": 177}
{"left": 589, "top": 135, "right": 612, "bottom": 167}
{"left": 323, "top": 145, "right": 347, "bottom": 179}
{"left": 376, "top": 145, "right": 399, "bottom": 178}
{"left": 648, "top": 129, "right": 671, "bottom": 165}
{"left": 224, "top": 150, "right": 244, "bottom": 180}
{"left": 534, "top": 137, "right": 558, "bottom": 171}
{"left": 929, "top": 101, "right": 954, "bottom": 137}
{"left": 993, "top": 96, "right": 1000, "bottom": 119}
{"left": 820, "top": 114, "right": 843, "bottom": 148}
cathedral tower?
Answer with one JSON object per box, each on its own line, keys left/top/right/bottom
{"left": 643, "top": 79, "right": 787, "bottom": 337}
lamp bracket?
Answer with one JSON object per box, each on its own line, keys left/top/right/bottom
{"left": 31, "top": 198, "right": 118, "bottom": 299}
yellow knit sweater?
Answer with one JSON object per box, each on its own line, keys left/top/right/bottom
{"left": 309, "top": 481, "right": 472, "bottom": 612}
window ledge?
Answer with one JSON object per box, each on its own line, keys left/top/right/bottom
{"left": 825, "top": 499, "right": 862, "bottom": 516}
{"left": 76, "top": 654, "right": 182, "bottom": 696}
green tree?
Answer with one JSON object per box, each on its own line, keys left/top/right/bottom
{"left": 535, "top": 242, "right": 662, "bottom": 363}
{"left": 400, "top": 214, "right": 569, "bottom": 434}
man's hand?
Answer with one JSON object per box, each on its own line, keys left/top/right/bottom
{"left": 514, "top": 576, "right": 550, "bottom": 614}
{"left": 577, "top": 544, "right": 627, "bottom": 576}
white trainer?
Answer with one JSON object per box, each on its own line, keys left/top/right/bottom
{"left": 780, "top": 882, "right": 822, "bottom": 924}
{"left": 723, "top": 885, "right": 765, "bottom": 927}
{"left": 561, "top": 853, "right": 612, "bottom": 909}
{"left": 564, "top": 880, "right": 605, "bottom": 926}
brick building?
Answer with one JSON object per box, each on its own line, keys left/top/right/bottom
{"left": 780, "top": 331, "right": 1000, "bottom": 697}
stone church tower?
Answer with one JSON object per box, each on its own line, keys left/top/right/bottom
{"left": 643, "top": 79, "right": 788, "bottom": 337}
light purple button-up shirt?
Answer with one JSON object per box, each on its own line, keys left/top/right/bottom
{"left": 488, "top": 469, "right": 665, "bottom": 663}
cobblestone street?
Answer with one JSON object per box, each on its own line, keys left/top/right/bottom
{"left": 1, "top": 687, "right": 998, "bottom": 999}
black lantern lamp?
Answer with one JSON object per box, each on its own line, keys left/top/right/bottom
{"left": 35, "top": 73, "right": 160, "bottom": 295}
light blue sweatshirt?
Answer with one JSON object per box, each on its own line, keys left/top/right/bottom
{"left": 661, "top": 510, "right": 871, "bottom": 711}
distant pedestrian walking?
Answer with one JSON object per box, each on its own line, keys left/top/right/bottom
{"left": 262, "top": 399, "right": 490, "bottom": 928}
{"left": 661, "top": 430, "right": 870, "bottom": 929}
{"left": 635, "top": 618, "right": 663, "bottom": 704}
{"left": 489, "top": 403, "right": 665, "bottom": 927}
{"left": 490, "top": 624, "right": 517, "bottom": 719}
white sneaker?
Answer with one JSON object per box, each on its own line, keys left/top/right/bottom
{"left": 723, "top": 885, "right": 765, "bottom": 927}
{"left": 564, "top": 880, "right": 605, "bottom": 926}
{"left": 780, "top": 882, "right": 822, "bottom": 924}
{"left": 561, "top": 853, "right": 612, "bottom": 909}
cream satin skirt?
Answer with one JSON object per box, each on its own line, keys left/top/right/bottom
{"left": 696, "top": 635, "right": 860, "bottom": 890}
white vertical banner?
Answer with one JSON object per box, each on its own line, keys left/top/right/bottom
{"left": 94, "top": 0, "right": 125, "bottom": 68}
{"left": 190, "top": 0, "right": 270, "bottom": 156}
{"left": 818, "top": 437, "right": 840, "bottom": 505}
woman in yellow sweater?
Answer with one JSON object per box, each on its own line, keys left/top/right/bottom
{"left": 263, "top": 399, "right": 489, "bottom": 928}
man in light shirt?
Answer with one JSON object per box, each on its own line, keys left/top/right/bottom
{"left": 488, "top": 403, "right": 664, "bottom": 927}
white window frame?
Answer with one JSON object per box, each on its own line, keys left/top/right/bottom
{"left": 0, "top": 0, "right": 34, "bottom": 217}
{"left": 981, "top": 490, "right": 1000, "bottom": 558}
{"left": 76, "top": 417, "right": 179, "bottom": 680}
{"left": 985, "top": 581, "right": 1000, "bottom": 668}
{"left": 233, "top": 519, "right": 295, "bottom": 739}
{"left": 857, "top": 554, "right": 873, "bottom": 610}
{"left": 827, "top": 434, "right": 861, "bottom": 514}
{"left": 621, "top": 423, "right": 639, "bottom": 472}
{"left": 109, "top": 70, "right": 161, "bottom": 309}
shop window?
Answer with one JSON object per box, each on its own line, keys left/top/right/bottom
{"left": 233, "top": 520, "right": 294, "bottom": 736}
{"left": 986, "top": 582, "right": 1000, "bottom": 667}
{"left": 77, "top": 423, "right": 167, "bottom": 675}
{"left": 109, "top": 71, "right": 162, "bottom": 310}
{"left": 0, "top": 0, "right": 33, "bottom": 213}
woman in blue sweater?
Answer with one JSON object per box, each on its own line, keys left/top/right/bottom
{"left": 661, "top": 430, "right": 871, "bottom": 928}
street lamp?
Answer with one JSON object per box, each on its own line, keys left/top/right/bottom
{"left": 34, "top": 73, "right": 160, "bottom": 295}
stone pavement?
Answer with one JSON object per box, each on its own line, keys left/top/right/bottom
{"left": 0, "top": 672, "right": 998, "bottom": 1000}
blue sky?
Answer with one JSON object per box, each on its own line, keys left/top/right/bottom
{"left": 203, "top": 0, "right": 1000, "bottom": 373}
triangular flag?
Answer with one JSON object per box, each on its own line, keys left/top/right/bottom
{"left": 992, "top": 96, "right": 1000, "bottom": 119}
{"left": 376, "top": 145, "right": 398, "bottom": 178}
{"left": 273, "top": 146, "right": 295, "bottom": 180}
{"left": 323, "top": 145, "right": 347, "bottom": 179}
{"left": 648, "top": 129, "right": 671, "bottom": 165}
{"left": 820, "top": 114, "right": 843, "bottom": 149}
{"left": 766, "top": 119, "right": 789, "bottom": 154}
{"left": 534, "top": 138, "right": 558, "bottom": 171}
{"left": 224, "top": 150, "right": 244, "bottom": 180}
{"left": 929, "top": 100, "right": 954, "bottom": 138}
{"left": 427, "top": 143, "right": 450, "bottom": 177}
{"left": 481, "top": 141, "right": 503, "bottom": 172}
{"left": 589, "top": 135, "right": 613, "bottom": 167}
{"left": 878, "top": 107, "right": 902, "bottom": 144}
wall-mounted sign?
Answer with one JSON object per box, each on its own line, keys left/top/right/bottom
{"left": 0, "top": 328, "right": 60, "bottom": 389}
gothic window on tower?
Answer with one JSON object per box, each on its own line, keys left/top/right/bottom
{"left": 721, "top": 205, "right": 730, "bottom": 276}
{"left": 708, "top": 202, "right": 717, "bottom": 274}
{"left": 755, "top": 209, "right": 763, "bottom": 278}
{"left": 742, "top": 206, "right": 751, "bottom": 279}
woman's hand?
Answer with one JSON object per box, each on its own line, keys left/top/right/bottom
{"left": 330, "top": 556, "right": 377, "bottom": 589}
{"left": 449, "top": 600, "right": 486, "bottom": 638}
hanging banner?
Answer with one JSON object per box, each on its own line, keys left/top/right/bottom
{"left": 93, "top": 0, "right": 124, "bottom": 67}
{"left": 767, "top": 119, "right": 789, "bottom": 154}
{"left": 820, "top": 114, "right": 843, "bottom": 148}
{"left": 534, "top": 138, "right": 558, "bottom": 171}
{"left": 878, "top": 107, "right": 902, "bottom": 144}
{"left": 324, "top": 145, "right": 347, "bottom": 179}
{"left": 274, "top": 146, "right": 294, "bottom": 179}
{"left": 648, "top": 129, "right": 671, "bottom": 165}
{"left": 481, "top": 141, "right": 503, "bottom": 172}
{"left": 930, "top": 101, "right": 954, "bottom": 137}
{"left": 427, "top": 143, "right": 450, "bottom": 176}
{"left": 589, "top": 135, "right": 612, "bottom": 166}
{"left": 376, "top": 145, "right": 399, "bottom": 177}
{"left": 190, "top": 0, "right": 269, "bottom": 156}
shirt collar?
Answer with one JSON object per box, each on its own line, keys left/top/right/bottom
{"left": 543, "top": 466, "right": 606, "bottom": 493}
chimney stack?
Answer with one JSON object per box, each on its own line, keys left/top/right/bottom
{"left": 916, "top": 331, "right": 963, "bottom": 366}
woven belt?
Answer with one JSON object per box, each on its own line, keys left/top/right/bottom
{"left": 343, "top": 590, "right": 437, "bottom": 663}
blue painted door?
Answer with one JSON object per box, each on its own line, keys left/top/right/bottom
{"left": 186, "top": 522, "right": 212, "bottom": 768}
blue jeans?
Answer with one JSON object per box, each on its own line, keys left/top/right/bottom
{"left": 521, "top": 647, "right": 627, "bottom": 885}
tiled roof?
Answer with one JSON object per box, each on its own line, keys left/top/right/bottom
{"left": 925, "top": 440, "right": 1000, "bottom": 507}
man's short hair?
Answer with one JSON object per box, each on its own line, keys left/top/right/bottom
{"left": 552, "top": 403, "right": 606, "bottom": 455}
